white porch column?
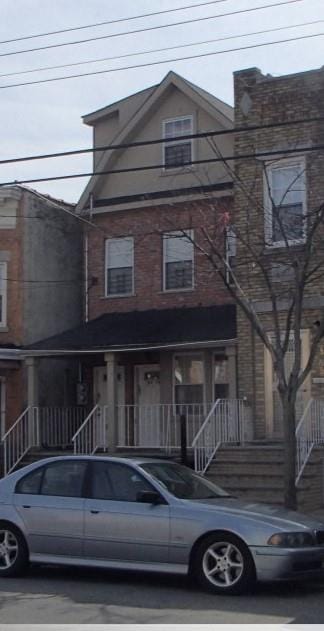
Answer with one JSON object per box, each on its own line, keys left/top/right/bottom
{"left": 104, "top": 352, "right": 118, "bottom": 452}
{"left": 25, "top": 356, "right": 39, "bottom": 407}
{"left": 226, "top": 346, "right": 237, "bottom": 399}
{"left": 25, "top": 356, "right": 39, "bottom": 446}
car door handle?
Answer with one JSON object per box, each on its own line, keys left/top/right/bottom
{"left": 22, "top": 505, "right": 31, "bottom": 509}
{"left": 90, "top": 510, "right": 100, "bottom": 514}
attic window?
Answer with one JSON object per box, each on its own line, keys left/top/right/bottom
{"left": 163, "top": 116, "right": 193, "bottom": 169}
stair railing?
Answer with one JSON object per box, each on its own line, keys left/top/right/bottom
{"left": 192, "top": 399, "right": 245, "bottom": 474}
{"left": 296, "top": 398, "right": 324, "bottom": 485}
{"left": 2, "top": 406, "right": 40, "bottom": 475}
{"left": 72, "top": 405, "right": 106, "bottom": 455}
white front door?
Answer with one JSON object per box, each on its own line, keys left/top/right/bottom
{"left": 135, "top": 365, "right": 160, "bottom": 446}
{"left": 93, "top": 366, "right": 125, "bottom": 407}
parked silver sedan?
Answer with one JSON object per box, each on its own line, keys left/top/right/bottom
{"left": 0, "top": 456, "right": 324, "bottom": 594}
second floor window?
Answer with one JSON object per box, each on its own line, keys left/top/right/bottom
{"left": 163, "top": 230, "right": 194, "bottom": 291}
{"left": 163, "top": 116, "right": 193, "bottom": 169}
{"left": 0, "top": 263, "right": 7, "bottom": 327}
{"left": 264, "top": 159, "right": 306, "bottom": 246}
{"left": 105, "top": 237, "right": 134, "bottom": 296}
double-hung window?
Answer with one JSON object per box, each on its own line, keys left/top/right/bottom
{"left": 163, "top": 230, "right": 194, "bottom": 291}
{"left": 0, "top": 263, "right": 7, "bottom": 327}
{"left": 105, "top": 237, "right": 134, "bottom": 296}
{"left": 163, "top": 116, "right": 193, "bottom": 169}
{"left": 174, "top": 354, "right": 204, "bottom": 405}
{"left": 264, "top": 158, "right": 306, "bottom": 246}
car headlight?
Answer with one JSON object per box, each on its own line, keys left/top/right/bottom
{"left": 267, "top": 532, "right": 315, "bottom": 547}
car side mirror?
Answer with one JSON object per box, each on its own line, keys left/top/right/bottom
{"left": 136, "top": 490, "right": 163, "bottom": 505}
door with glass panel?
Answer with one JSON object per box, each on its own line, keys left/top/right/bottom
{"left": 174, "top": 353, "right": 205, "bottom": 445}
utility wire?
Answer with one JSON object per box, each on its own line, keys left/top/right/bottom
{"left": 0, "top": 0, "right": 304, "bottom": 59}
{"left": 1, "top": 115, "right": 324, "bottom": 166}
{"left": 2, "top": 143, "right": 324, "bottom": 188}
{"left": 1, "top": 29, "right": 322, "bottom": 90}
{"left": 1, "top": 17, "right": 322, "bottom": 79}
{"left": 0, "top": 0, "right": 229, "bottom": 45}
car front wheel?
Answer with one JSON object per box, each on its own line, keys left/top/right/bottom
{"left": 0, "top": 524, "right": 29, "bottom": 577}
{"left": 193, "top": 533, "right": 256, "bottom": 595}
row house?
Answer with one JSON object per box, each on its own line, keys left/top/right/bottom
{"left": 17, "top": 71, "right": 242, "bottom": 461}
{"left": 0, "top": 186, "right": 83, "bottom": 473}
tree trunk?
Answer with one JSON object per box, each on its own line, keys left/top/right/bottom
{"left": 281, "top": 395, "right": 298, "bottom": 511}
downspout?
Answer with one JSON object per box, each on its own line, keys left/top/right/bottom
{"left": 84, "top": 193, "right": 93, "bottom": 323}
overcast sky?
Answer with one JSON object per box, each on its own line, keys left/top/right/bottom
{"left": 0, "top": 0, "right": 323, "bottom": 203}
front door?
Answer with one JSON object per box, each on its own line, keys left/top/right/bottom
{"left": 135, "top": 364, "right": 161, "bottom": 446}
{"left": 264, "top": 330, "right": 311, "bottom": 437}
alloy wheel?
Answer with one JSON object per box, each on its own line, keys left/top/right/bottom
{"left": 0, "top": 529, "right": 19, "bottom": 570}
{"left": 202, "top": 540, "right": 244, "bottom": 588}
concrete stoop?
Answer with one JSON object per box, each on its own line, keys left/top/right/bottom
{"left": 205, "top": 444, "right": 324, "bottom": 512}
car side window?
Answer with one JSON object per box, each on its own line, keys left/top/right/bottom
{"left": 15, "top": 466, "right": 44, "bottom": 495}
{"left": 91, "top": 461, "right": 154, "bottom": 502}
{"left": 40, "top": 461, "right": 87, "bottom": 498}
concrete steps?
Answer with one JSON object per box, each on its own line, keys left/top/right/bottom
{"left": 205, "top": 444, "right": 324, "bottom": 511}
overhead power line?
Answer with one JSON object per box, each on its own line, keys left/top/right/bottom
{"left": 1, "top": 115, "right": 324, "bottom": 166}
{"left": 2, "top": 143, "right": 324, "bottom": 188}
{"left": 1, "top": 18, "right": 322, "bottom": 80}
{"left": 0, "top": 0, "right": 304, "bottom": 59}
{"left": 1, "top": 29, "right": 322, "bottom": 90}
{"left": 0, "top": 0, "right": 229, "bottom": 46}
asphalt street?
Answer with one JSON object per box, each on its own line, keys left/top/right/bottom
{"left": 0, "top": 564, "right": 324, "bottom": 624}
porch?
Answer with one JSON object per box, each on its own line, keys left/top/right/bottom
{"left": 1, "top": 399, "right": 249, "bottom": 476}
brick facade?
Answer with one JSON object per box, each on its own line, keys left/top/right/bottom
{"left": 233, "top": 67, "right": 324, "bottom": 438}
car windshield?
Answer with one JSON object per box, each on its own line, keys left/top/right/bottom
{"left": 140, "top": 461, "right": 230, "bottom": 500}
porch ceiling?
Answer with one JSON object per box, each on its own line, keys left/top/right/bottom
{"left": 24, "top": 304, "right": 236, "bottom": 356}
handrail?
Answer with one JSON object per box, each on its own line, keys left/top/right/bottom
{"left": 72, "top": 404, "right": 99, "bottom": 442}
{"left": 72, "top": 404, "right": 106, "bottom": 455}
{"left": 192, "top": 400, "right": 220, "bottom": 447}
{"left": 2, "top": 406, "right": 39, "bottom": 476}
{"left": 192, "top": 399, "right": 245, "bottom": 474}
{"left": 295, "top": 398, "right": 324, "bottom": 485}
{"left": 1, "top": 406, "right": 30, "bottom": 441}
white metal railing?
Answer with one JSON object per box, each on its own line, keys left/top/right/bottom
{"left": 38, "top": 407, "right": 88, "bottom": 448}
{"left": 117, "top": 403, "right": 211, "bottom": 451}
{"left": 192, "top": 399, "right": 246, "bottom": 474}
{"left": 72, "top": 405, "right": 106, "bottom": 455}
{"left": 2, "top": 407, "right": 40, "bottom": 475}
{"left": 296, "top": 398, "right": 324, "bottom": 485}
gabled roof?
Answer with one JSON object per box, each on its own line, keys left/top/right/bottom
{"left": 77, "top": 71, "right": 233, "bottom": 212}
{"left": 26, "top": 304, "right": 236, "bottom": 355}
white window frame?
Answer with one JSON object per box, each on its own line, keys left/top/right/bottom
{"left": 225, "top": 227, "right": 236, "bottom": 285}
{"left": 162, "top": 115, "right": 194, "bottom": 170}
{"left": 105, "top": 237, "right": 134, "bottom": 297}
{"left": 163, "top": 229, "right": 194, "bottom": 292}
{"left": 0, "top": 262, "right": 8, "bottom": 327}
{"left": 264, "top": 157, "right": 307, "bottom": 248}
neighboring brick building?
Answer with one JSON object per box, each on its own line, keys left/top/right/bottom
{"left": 0, "top": 185, "right": 83, "bottom": 440}
{"left": 233, "top": 66, "right": 324, "bottom": 440}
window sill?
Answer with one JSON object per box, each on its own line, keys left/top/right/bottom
{"left": 0, "top": 326, "right": 8, "bottom": 332}
{"left": 159, "top": 166, "right": 196, "bottom": 177}
{"left": 263, "top": 241, "right": 306, "bottom": 254}
{"left": 101, "top": 293, "right": 136, "bottom": 300}
{"left": 159, "top": 287, "right": 194, "bottom": 294}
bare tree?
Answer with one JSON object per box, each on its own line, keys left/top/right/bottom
{"left": 174, "top": 141, "right": 324, "bottom": 510}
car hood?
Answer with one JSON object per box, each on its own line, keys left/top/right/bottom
{"left": 190, "top": 497, "right": 324, "bottom": 531}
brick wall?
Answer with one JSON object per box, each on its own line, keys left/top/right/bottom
{"left": 87, "top": 196, "right": 234, "bottom": 320}
{"left": 233, "top": 67, "right": 324, "bottom": 437}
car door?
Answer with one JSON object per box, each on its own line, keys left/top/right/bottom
{"left": 14, "top": 459, "right": 87, "bottom": 557}
{"left": 84, "top": 461, "right": 170, "bottom": 563}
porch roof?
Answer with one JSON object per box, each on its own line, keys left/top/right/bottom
{"left": 25, "top": 304, "right": 236, "bottom": 356}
